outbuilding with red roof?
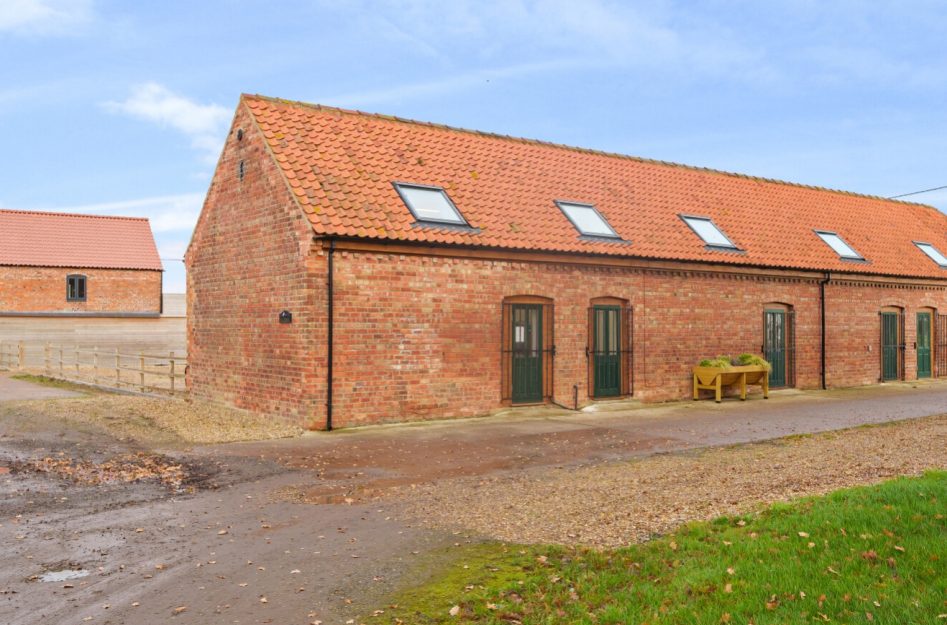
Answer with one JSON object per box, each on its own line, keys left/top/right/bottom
{"left": 186, "top": 94, "right": 947, "bottom": 428}
{"left": 0, "top": 209, "right": 163, "bottom": 316}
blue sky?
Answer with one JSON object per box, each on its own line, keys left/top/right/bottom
{"left": 3, "top": 1, "right": 947, "bottom": 292}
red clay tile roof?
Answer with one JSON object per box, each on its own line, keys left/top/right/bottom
{"left": 243, "top": 94, "right": 947, "bottom": 279}
{"left": 0, "top": 209, "right": 162, "bottom": 271}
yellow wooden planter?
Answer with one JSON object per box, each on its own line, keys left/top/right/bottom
{"left": 693, "top": 365, "right": 769, "bottom": 403}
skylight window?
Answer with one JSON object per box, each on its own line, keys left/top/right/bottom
{"left": 680, "top": 215, "right": 738, "bottom": 249}
{"left": 393, "top": 182, "right": 467, "bottom": 225}
{"left": 814, "top": 230, "right": 863, "bottom": 260}
{"left": 555, "top": 201, "right": 619, "bottom": 238}
{"left": 915, "top": 241, "right": 947, "bottom": 268}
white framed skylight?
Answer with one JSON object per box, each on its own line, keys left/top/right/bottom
{"left": 915, "top": 241, "right": 947, "bottom": 268}
{"left": 554, "top": 201, "right": 619, "bottom": 238}
{"left": 393, "top": 182, "right": 467, "bottom": 225}
{"left": 814, "top": 230, "right": 863, "bottom": 260}
{"left": 679, "top": 215, "right": 738, "bottom": 249}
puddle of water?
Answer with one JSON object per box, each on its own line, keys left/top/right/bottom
{"left": 39, "top": 569, "right": 89, "bottom": 583}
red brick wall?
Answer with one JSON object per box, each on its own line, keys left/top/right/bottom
{"left": 320, "top": 253, "right": 947, "bottom": 427}
{"left": 186, "top": 103, "right": 326, "bottom": 428}
{"left": 323, "top": 253, "right": 832, "bottom": 426}
{"left": 0, "top": 266, "right": 161, "bottom": 313}
{"left": 825, "top": 280, "right": 945, "bottom": 387}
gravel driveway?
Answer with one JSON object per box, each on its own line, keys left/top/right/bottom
{"left": 3, "top": 377, "right": 947, "bottom": 623}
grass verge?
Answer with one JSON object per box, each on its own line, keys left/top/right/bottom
{"left": 12, "top": 374, "right": 97, "bottom": 394}
{"left": 385, "top": 471, "right": 947, "bottom": 624}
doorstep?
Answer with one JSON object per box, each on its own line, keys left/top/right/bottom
{"left": 581, "top": 397, "right": 644, "bottom": 413}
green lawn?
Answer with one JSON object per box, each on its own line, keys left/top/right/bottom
{"left": 385, "top": 472, "right": 947, "bottom": 624}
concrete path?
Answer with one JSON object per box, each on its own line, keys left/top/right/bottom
{"left": 0, "top": 371, "right": 84, "bottom": 400}
{"left": 220, "top": 378, "right": 947, "bottom": 501}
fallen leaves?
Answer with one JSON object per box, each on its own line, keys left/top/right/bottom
{"left": 449, "top": 605, "right": 460, "bottom": 616}
{"left": 26, "top": 453, "right": 187, "bottom": 491}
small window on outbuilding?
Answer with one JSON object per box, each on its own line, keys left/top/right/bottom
{"left": 914, "top": 241, "right": 947, "bottom": 268}
{"left": 680, "top": 215, "right": 739, "bottom": 249}
{"left": 393, "top": 182, "right": 467, "bottom": 225}
{"left": 555, "top": 201, "right": 620, "bottom": 238}
{"left": 67, "top": 275, "right": 86, "bottom": 302}
{"left": 814, "top": 230, "right": 863, "bottom": 260}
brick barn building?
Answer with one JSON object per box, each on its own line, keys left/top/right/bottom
{"left": 186, "top": 94, "right": 947, "bottom": 429}
{"left": 0, "top": 209, "right": 175, "bottom": 364}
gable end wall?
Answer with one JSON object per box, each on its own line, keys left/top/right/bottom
{"left": 186, "top": 103, "right": 326, "bottom": 428}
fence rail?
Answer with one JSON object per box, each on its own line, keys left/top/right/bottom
{"left": 43, "top": 343, "right": 187, "bottom": 398}
{"left": 0, "top": 340, "right": 24, "bottom": 370}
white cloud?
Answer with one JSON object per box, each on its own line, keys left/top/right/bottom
{"left": 27, "top": 193, "right": 204, "bottom": 233}
{"left": 0, "top": 0, "right": 91, "bottom": 34}
{"left": 324, "top": 59, "right": 578, "bottom": 108}
{"left": 313, "top": 0, "right": 764, "bottom": 107}
{"left": 104, "top": 83, "right": 231, "bottom": 162}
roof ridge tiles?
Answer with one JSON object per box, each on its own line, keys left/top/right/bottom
{"left": 0, "top": 208, "right": 150, "bottom": 222}
{"left": 241, "top": 93, "right": 933, "bottom": 209}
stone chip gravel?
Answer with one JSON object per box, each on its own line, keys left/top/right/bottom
{"left": 1, "top": 394, "right": 302, "bottom": 446}
{"left": 398, "top": 415, "right": 947, "bottom": 548}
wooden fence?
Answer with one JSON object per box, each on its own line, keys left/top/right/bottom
{"left": 0, "top": 340, "right": 24, "bottom": 370}
{"left": 43, "top": 343, "right": 187, "bottom": 398}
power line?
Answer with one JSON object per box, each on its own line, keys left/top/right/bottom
{"left": 160, "top": 258, "right": 184, "bottom": 262}
{"left": 887, "top": 184, "right": 947, "bottom": 200}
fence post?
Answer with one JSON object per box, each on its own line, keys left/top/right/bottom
{"left": 115, "top": 349, "right": 120, "bottom": 387}
{"left": 18, "top": 341, "right": 24, "bottom": 369}
{"left": 45, "top": 342, "right": 50, "bottom": 376}
{"left": 74, "top": 344, "right": 79, "bottom": 379}
{"left": 93, "top": 347, "right": 98, "bottom": 385}
{"left": 139, "top": 350, "right": 145, "bottom": 393}
{"left": 170, "top": 351, "right": 175, "bottom": 395}
{"left": 59, "top": 344, "right": 63, "bottom": 377}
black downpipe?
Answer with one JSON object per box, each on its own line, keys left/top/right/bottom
{"left": 820, "top": 272, "right": 831, "bottom": 390}
{"left": 326, "top": 240, "right": 335, "bottom": 431}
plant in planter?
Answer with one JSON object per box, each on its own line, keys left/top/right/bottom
{"left": 699, "top": 355, "right": 733, "bottom": 369}
{"left": 737, "top": 353, "right": 772, "bottom": 371}
{"left": 693, "top": 354, "right": 770, "bottom": 402}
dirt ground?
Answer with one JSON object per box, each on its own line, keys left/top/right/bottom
{"left": 3, "top": 377, "right": 947, "bottom": 624}
{"left": 0, "top": 387, "right": 448, "bottom": 625}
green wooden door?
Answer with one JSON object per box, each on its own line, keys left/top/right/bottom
{"left": 592, "top": 306, "right": 621, "bottom": 397}
{"left": 511, "top": 305, "right": 543, "bottom": 403}
{"left": 917, "top": 312, "right": 932, "bottom": 379}
{"left": 882, "top": 313, "right": 901, "bottom": 381}
{"left": 764, "top": 310, "right": 787, "bottom": 388}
